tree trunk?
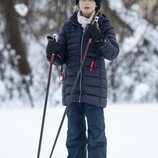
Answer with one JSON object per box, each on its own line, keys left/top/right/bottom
{"left": 0, "top": 0, "right": 31, "bottom": 75}
{"left": 0, "top": 0, "right": 33, "bottom": 107}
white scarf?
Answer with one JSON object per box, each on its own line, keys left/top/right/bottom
{"left": 77, "top": 11, "right": 96, "bottom": 28}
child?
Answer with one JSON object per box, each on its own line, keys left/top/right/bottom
{"left": 46, "top": 0, "right": 119, "bottom": 157}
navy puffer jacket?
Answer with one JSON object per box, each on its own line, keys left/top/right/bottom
{"left": 57, "top": 12, "right": 119, "bottom": 108}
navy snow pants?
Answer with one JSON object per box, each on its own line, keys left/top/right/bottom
{"left": 66, "top": 102, "right": 107, "bottom": 158}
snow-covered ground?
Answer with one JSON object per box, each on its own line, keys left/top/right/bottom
{"left": 0, "top": 104, "right": 158, "bottom": 158}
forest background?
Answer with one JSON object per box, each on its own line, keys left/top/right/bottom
{"left": 0, "top": 0, "right": 158, "bottom": 107}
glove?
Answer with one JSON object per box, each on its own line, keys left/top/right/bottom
{"left": 46, "top": 36, "right": 61, "bottom": 65}
{"left": 46, "top": 36, "right": 58, "bottom": 59}
{"left": 85, "top": 24, "right": 107, "bottom": 47}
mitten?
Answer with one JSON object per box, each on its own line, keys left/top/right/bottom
{"left": 85, "top": 24, "right": 107, "bottom": 47}
{"left": 46, "top": 36, "right": 58, "bottom": 59}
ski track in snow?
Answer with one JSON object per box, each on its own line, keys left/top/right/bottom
{"left": 0, "top": 104, "right": 158, "bottom": 158}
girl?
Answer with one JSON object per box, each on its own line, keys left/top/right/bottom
{"left": 46, "top": 0, "right": 119, "bottom": 157}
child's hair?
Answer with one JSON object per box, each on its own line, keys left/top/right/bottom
{"left": 73, "top": 5, "right": 99, "bottom": 13}
{"left": 73, "top": 5, "right": 80, "bottom": 13}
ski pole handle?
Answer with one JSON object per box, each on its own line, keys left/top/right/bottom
{"left": 47, "top": 33, "right": 58, "bottom": 42}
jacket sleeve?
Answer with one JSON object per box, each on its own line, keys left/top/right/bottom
{"left": 56, "top": 23, "right": 68, "bottom": 65}
{"left": 99, "top": 15, "right": 119, "bottom": 61}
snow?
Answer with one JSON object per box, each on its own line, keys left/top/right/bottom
{"left": 133, "top": 83, "right": 150, "bottom": 101}
{"left": 14, "top": 3, "right": 28, "bottom": 17}
{"left": 0, "top": 104, "right": 158, "bottom": 158}
{"left": 1, "top": 0, "right": 158, "bottom": 105}
{"left": 109, "top": 0, "right": 158, "bottom": 52}
{"left": 0, "top": 81, "right": 5, "bottom": 96}
{"left": 1, "top": 4, "right": 157, "bottom": 157}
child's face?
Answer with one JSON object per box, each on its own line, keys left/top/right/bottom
{"left": 79, "top": 0, "right": 96, "bottom": 17}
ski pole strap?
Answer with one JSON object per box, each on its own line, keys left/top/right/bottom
{"left": 50, "top": 53, "right": 55, "bottom": 64}
{"left": 58, "top": 65, "right": 65, "bottom": 81}
{"left": 90, "top": 60, "right": 96, "bottom": 72}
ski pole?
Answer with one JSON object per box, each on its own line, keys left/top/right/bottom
{"left": 49, "top": 38, "right": 92, "bottom": 158}
{"left": 37, "top": 35, "right": 57, "bottom": 158}
{"left": 37, "top": 54, "right": 54, "bottom": 158}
